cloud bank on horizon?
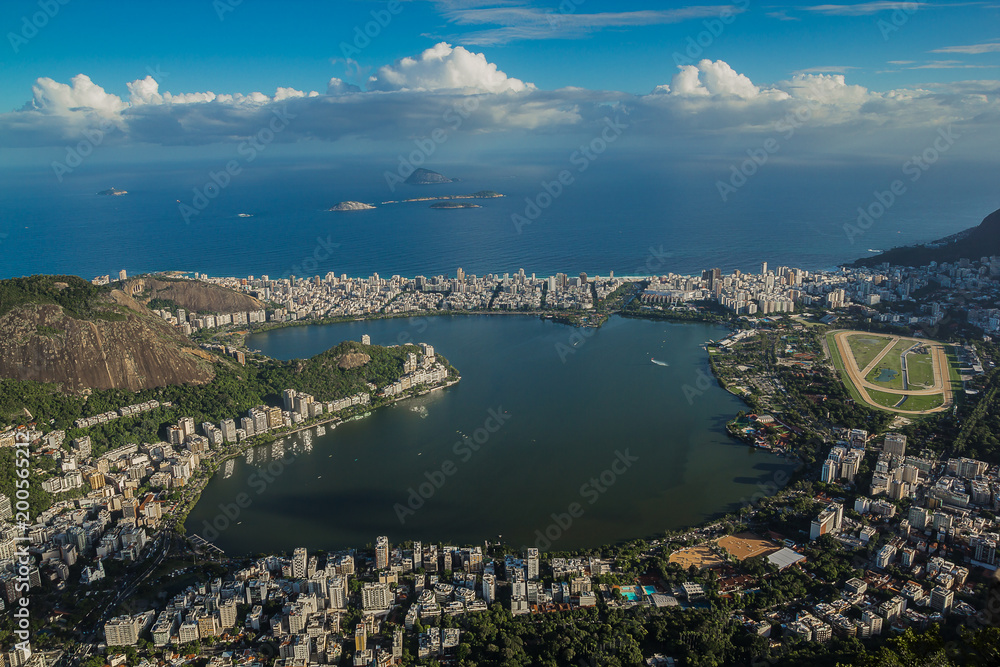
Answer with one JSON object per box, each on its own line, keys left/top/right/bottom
{"left": 2, "top": 41, "right": 998, "bottom": 158}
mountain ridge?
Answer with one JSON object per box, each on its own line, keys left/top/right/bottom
{"left": 852, "top": 207, "right": 1000, "bottom": 268}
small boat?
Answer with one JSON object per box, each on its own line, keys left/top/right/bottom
{"left": 651, "top": 358, "right": 669, "bottom": 367}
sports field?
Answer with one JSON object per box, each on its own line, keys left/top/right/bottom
{"left": 669, "top": 545, "right": 725, "bottom": 570}
{"left": 827, "top": 330, "right": 955, "bottom": 415}
{"left": 717, "top": 533, "right": 781, "bottom": 561}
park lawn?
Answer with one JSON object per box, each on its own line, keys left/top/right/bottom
{"left": 905, "top": 350, "right": 936, "bottom": 387}
{"left": 846, "top": 333, "right": 895, "bottom": 371}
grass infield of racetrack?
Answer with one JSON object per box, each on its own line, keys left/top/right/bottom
{"left": 906, "top": 350, "right": 936, "bottom": 388}
{"left": 827, "top": 330, "right": 954, "bottom": 415}
{"left": 846, "top": 333, "right": 895, "bottom": 371}
{"left": 867, "top": 389, "right": 944, "bottom": 412}
{"left": 865, "top": 339, "right": 913, "bottom": 391}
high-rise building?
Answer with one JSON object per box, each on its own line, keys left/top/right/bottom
{"left": 329, "top": 576, "right": 347, "bottom": 609}
{"left": 908, "top": 506, "right": 929, "bottom": 530}
{"left": 73, "top": 436, "right": 93, "bottom": 458}
{"left": 267, "top": 406, "right": 283, "bottom": 429}
{"left": 821, "top": 458, "right": 838, "bottom": 483}
{"left": 375, "top": 536, "right": 389, "bottom": 570}
{"left": 292, "top": 547, "right": 308, "bottom": 579}
{"left": 412, "top": 541, "right": 422, "bottom": 571}
{"left": 975, "top": 534, "right": 998, "bottom": 566}
{"left": 393, "top": 627, "right": 404, "bottom": 660}
{"left": 361, "top": 582, "right": 392, "bottom": 611}
{"left": 527, "top": 548, "right": 539, "bottom": 580}
{"left": 463, "top": 547, "right": 483, "bottom": 573}
{"left": 930, "top": 586, "right": 954, "bottom": 614}
{"left": 876, "top": 545, "right": 896, "bottom": 569}
{"left": 85, "top": 471, "right": 106, "bottom": 491}
{"left": 250, "top": 408, "right": 269, "bottom": 433}
{"left": 105, "top": 616, "right": 140, "bottom": 646}
{"left": 218, "top": 599, "right": 237, "bottom": 629}
{"left": 179, "top": 417, "right": 196, "bottom": 439}
{"left": 810, "top": 503, "right": 843, "bottom": 540}
{"left": 220, "top": 419, "right": 237, "bottom": 443}
{"left": 884, "top": 433, "right": 907, "bottom": 458}
{"left": 482, "top": 573, "right": 496, "bottom": 605}
{"left": 933, "top": 512, "right": 953, "bottom": 533}
{"left": 197, "top": 613, "right": 217, "bottom": 638}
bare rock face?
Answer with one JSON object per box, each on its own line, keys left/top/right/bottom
{"left": 125, "top": 277, "right": 264, "bottom": 314}
{"left": 328, "top": 201, "right": 376, "bottom": 211}
{"left": 0, "top": 296, "right": 216, "bottom": 392}
{"left": 336, "top": 352, "right": 371, "bottom": 370}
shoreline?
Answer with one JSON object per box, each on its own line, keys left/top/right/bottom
{"left": 175, "top": 376, "right": 462, "bottom": 540}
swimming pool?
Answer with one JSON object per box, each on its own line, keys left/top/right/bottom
{"left": 617, "top": 586, "right": 642, "bottom": 601}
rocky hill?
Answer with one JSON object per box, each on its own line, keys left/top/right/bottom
{"left": 0, "top": 276, "right": 217, "bottom": 392}
{"left": 852, "top": 207, "right": 1000, "bottom": 268}
{"left": 405, "top": 168, "right": 453, "bottom": 185}
{"left": 126, "top": 276, "right": 264, "bottom": 314}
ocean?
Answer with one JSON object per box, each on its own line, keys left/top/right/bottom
{"left": 0, "top": 154, "right": 995, "bottom": 281}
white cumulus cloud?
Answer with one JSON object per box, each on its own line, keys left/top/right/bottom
{"left": 29, "top": 74, "right": 127, "bottom": 117}
{"left": 367, "top": 42, "right": 533, "bottom": 93}
{"left": 0, "top": 50, "right": 997, "bottom": 159}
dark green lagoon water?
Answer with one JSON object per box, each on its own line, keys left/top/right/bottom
{"left": 187, "top": 315, "right": 797, "bottom": 553}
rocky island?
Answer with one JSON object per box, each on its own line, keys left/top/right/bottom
{"left": 327, "top": 201, "right": 376, "bottom": 212}
{"left": 97, "top": 187, "right": 127, "bottom": 196}
{"left": 382, "top": 191, "right": 504, "bottom": 205}
{"left": 404, "top": 167, "right": 453, "bottom": 185}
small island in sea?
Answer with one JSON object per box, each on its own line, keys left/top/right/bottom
{"left": 327, "top": 201, "right": 376, "bottom": 212}
{"left": 404, "top": 167, "right": 453, "bottom": 185}
{"left": 430, "top": 202, "right": 481, "bottom": 209}
{"left": 383, "top": 191, "right": 504, "bottom": 205}
{"left": 97, "top": 187, "right": 127, "bottom": 196}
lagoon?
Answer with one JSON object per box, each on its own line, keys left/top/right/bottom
{"left": 186, "top": 315, "right": 797, "bottom": 553}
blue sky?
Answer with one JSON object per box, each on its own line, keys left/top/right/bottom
{"left": 1, "top": 0, "right": 998, "bottom": 161}
{"left": 3, "top": 0, "right": 998, "bottom": 104}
